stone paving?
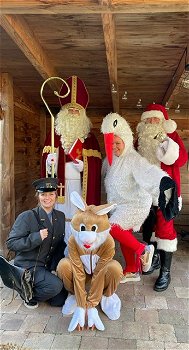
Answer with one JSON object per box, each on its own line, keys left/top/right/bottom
{"left": 0, "top": 234, "right": 189, "bottom": 350}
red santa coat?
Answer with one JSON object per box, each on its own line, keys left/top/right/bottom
{"left": 41, "top": 131, "right": 102, "bottom": 205}
{"left": 160, "top": 131, "right": 188, "bottom": 197}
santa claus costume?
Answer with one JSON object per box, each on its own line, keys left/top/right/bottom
{"left": 41, "top": 76, "right": 102, "bottom": 248}
{"left": 137, "top": 104, "right": 188, "bottom": 291}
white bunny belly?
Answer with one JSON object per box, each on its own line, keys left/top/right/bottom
{"left": 80, "top": 254, "right": 100, "bottom": 274}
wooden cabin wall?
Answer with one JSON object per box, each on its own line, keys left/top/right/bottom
{"left": 88, "top": 108, "right": 189, "bottom": 233}
{"left": 14, "top": 87, "right": 46, "bottom": 218}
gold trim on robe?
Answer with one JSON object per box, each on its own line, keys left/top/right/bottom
{"left": 42, "top": 146, "right": 58, "bottom": 154}
{"left": 82, "top": 148, "right": 102, "bottom": 202}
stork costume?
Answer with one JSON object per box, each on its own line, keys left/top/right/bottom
{"left": 41, "top": 76, "right": 102, "bottom": 248}
{"left": 101, "top": 112, "right": 179, "bottom": 279}
{"left": 136, "top": 104, "right": 188, "bottom": 291}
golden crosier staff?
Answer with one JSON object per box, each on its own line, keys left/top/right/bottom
{"left": 40, "top": 77, "right": 70, "bottom": 177}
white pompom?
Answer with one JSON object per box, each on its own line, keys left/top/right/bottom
{"left": 163, "top": 119, "right": 177, "bottom": 133}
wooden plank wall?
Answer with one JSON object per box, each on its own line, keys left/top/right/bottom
{"left": 14, "top": 87, "right": 44, "bottom": 217}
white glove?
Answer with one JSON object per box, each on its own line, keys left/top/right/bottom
{"left": 46, "top": 153, "right": 57, "bottom": 175}
{"left": 87, "top": 307, "right": 105, "bottom": 331}
{"left": 68, "top": 306, "right": 85, "bottom": 332}
{"left": 156, "top": 138, "right": 169, "bottom": 158}
{"left": 72, "top": 159, "right": 84, "bottom": 172}
{"left": 47, "top": 153, "right": 57, "bottom": 165}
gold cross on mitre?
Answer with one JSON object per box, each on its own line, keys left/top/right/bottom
{"left": 76, "top": 148, "right": 82, "bottom": 159}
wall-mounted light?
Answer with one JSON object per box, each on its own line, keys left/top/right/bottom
{"left": 122, "top": 91, "right": 128, "bottom": 100}
{"left": 175, "top": 104, "right": 180, "bottom": 113}
{"left": 165, "top": 102, "right": 170, "bottom": 110}
{"left": 111, "top": 84, "right": 117, "bottom": 94}
{"left": 136, "top": 98, "right": 143, "bottom": 108}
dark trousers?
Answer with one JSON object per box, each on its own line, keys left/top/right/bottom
{"left": 142, "top": 206, "right": 158, "bottom": 244}
{"left": 33, "top": 268, "right": 68, "bottom": 306}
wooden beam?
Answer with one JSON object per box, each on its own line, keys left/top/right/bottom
{"left": 101, "top": 8, "right": 119, "bottom": 112}
{"left": 0, "top": 73, "right": 15, "bottom": 254}
{"left": 1, "top": 0, "right": 188, "bottom": 14}
{"left": 0, "top": 15, "right": 60, "bottom": 91}
{"left": 162, "top": 46, "right": 189, "bottom": 107}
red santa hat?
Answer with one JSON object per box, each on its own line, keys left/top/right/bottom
{"left": 58, "top": 75, "right": 89, "bottom": 110}
{"left": 141, "top": 104, "right": 177, "bottom": 133}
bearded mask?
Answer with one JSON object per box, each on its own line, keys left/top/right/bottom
{"left": 137, "top": 121, "right": 167, "bottom": 166}
{"left": 55, "top": 107, "right": 91, "bottom": 153}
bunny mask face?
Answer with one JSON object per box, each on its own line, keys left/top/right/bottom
{"left": 70, "top": 192, "right": 117, "bottom": 251}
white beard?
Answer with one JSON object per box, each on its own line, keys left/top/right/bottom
{"left": 55, "top": 108, "right": 91, "bottom": 153}
{"left": 137, "top": 122, "right": 167, "bottom": 167}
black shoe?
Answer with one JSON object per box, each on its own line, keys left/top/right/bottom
{"left": 142, "top": 250, "right": 160, "bottom": 275}
{"left": 24, "top": 300, "right": 38, "bottom": 309}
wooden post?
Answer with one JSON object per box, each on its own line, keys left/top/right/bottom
{"left": 40, "top": 108, "right": 47, "bottom": 151}
{"left": 0, "top": 73, "right": 15, "bottom": 254}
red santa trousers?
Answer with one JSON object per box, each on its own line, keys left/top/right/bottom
{"left": 154, "top": 209, "right": 177, "bottom": 252}
{"left": 110, "top": 224, "right": 146, "bottom": 274}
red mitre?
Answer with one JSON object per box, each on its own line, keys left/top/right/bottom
{"left": 59, "top": 75, "right": 89, "bottom": 110}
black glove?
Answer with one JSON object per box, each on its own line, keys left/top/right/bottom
{"left": 158, "top": 176, "right": 179, "bottom": 221}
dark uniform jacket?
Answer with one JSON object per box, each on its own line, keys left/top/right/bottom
{"left": 6, "top": 206, "right": 66, "bottom": 274}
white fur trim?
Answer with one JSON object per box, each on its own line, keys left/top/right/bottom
{"left": 163, "top": 119, "right": 177, "bottom": 133}
{"left": 156, "top": 137, "right": 179, "bottom": 165}
{"left": 141, "top": 110, "right": 164, "bottom": 121}
{"left": 157, "top": 237, "right": 177, "bottom": 252}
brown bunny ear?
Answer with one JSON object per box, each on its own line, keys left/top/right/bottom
{"left": 93, "top": 203, "right": 117, "bottom": 216}
{"left": 70, "top": 191, "right": 87, "bottom": 211}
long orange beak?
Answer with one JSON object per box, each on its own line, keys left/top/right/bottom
{"left": 104, "top": 133, "right": 114, "bottom": 165}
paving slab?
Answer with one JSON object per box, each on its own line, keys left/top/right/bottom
{"left": 0, "top": 235, "right": 188, "bottom": 349}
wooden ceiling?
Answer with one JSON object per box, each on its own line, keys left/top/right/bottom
{"left": 1, "top": 0, "right": 189, "bottom": 113}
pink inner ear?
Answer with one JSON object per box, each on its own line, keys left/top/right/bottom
{"left": 104, "top": 133, "right": 114, "bottom": 165}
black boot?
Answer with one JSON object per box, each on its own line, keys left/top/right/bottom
{"left": 142, "top": 248, "right": 160, "bottom": 275}
{"left": 154, "top": 250, "right": 172, "bottom": 292}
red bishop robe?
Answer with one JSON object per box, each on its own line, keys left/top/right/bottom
{"left": 41, "top": 131, "right": 102, "bottom": 205}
